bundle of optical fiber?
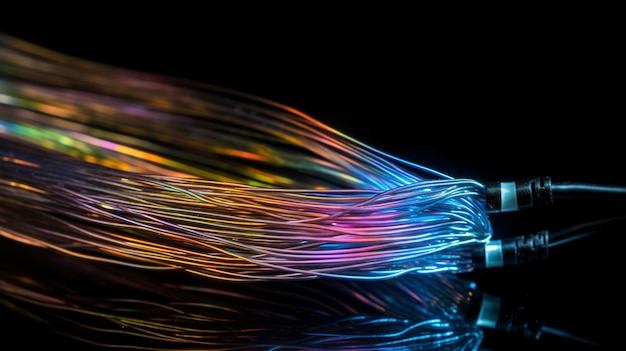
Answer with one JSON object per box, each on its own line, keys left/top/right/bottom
{"left": 0, "top": 33, "right": 492, "bottom": 281}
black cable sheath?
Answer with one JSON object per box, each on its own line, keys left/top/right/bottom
{"left": 551, "top": 182, "right": 626, "bottom": 201}
{"left": 485, "top": 177, "right": 626, "bottom": 213}
{"left": 471, "top": 215, "right": 626, "bottom": 269}
{"left": 485, "top": 177, "right": 553, "bottom": 213}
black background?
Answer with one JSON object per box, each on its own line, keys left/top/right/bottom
{"left": 1, "top": 9, "right": 622, "bottom": 350}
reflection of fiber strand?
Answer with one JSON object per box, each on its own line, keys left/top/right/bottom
{"left": 0, "top": 242, "right": 483, "bottom": 350}
{"left": 0, "top": 33, "right": 492, "bottom": 281}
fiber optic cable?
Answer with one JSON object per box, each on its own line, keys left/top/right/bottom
{"left": 1, "top": 32, "right": 625, "bottom": 282}
{"left": 1, "top": 134, "right": 623, "bottom": 281}
{"left": 0, "top": 33, "right": 615, "bottom": 351}
{"left": 0, "top": 32, "right": 492, "bottom": 280}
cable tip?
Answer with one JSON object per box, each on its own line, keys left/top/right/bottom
{"left": 485, "top": 176, "right": 553, "bottom": 213}
{"left": 473, "top": 231, "right": 549, "bottom": 269}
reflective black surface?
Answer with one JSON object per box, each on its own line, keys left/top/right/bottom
{"left": 1, "top": 15, "right": 621, "bottom": 350}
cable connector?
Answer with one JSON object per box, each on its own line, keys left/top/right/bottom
{"left": 485, "top": 176, "right": 553, "bottom": 213}
{"left": 472, "top": 231, "right": 549, "bottom": 269}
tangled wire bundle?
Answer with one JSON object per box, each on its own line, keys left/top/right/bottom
{"left": 0, "top": 33, "right": 492, "bottom": 282}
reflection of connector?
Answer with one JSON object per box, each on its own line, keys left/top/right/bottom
{"left": 470, "top": 290, "right": 601, "bottom": 348}
{"left": 473, "top": 292, "right": 543, "bottom": 340}
{"left": 472, "top": 231, "right": 549, "bottom": 269}
{"left": 485, "top": 177, "right": 553, "bottom": 213}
